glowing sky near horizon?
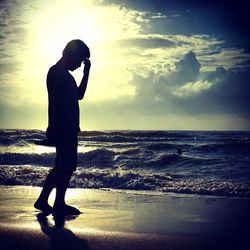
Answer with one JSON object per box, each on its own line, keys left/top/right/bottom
{"left": 0, "top": 0, "right": 250, "bottom": 130}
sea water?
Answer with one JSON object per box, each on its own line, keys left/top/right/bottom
{"left": 0, "top": 129, "right": 249, "bottom": 198}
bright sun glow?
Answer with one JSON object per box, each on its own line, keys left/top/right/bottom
{"left": 28, "top": 1, "right": 110, "bottom": 60}
{"left": 22, "top": 0, "right": 137, "bottom": 105}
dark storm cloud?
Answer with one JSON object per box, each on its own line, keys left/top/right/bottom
{"left": 129, "top": 51, "right": 250, "bottom": 116}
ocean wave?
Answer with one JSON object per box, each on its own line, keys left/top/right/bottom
{"left": 0, "top": 147, "right": 246, "bottom": 173}
{"left": 79, "top": 130, "right": 193, "bottom": 138}
{"left": 0, "top": 152, "right": 55, "bottom": 166}
{"left": 1, "top": 165, "right": 249, "bottom": 198}
{"left": 79, "top": 130, "right": 195, "bottom": 143}
{"left": 0, "top": 149, "right": 116, "bottom": 168}
{"left": 159, "top": 180, "right": 250, "bottom": 197}
{"left": 1, "top": 129, "right": 250, "bottom": 198}
{"left": 146, "top": 153, "right": 182, "bottom": 168}
{"left": 194, "top": 140, "right": 250, "bottom": 154}
{"left": 146, "top": 143, "right": 176, "bottom": 150}
{"left": 0, "top": 130, "right": 44, "bottom": 146}
{"left": 144, "top": 153, "right": 219, "bottom": 170}
{"left": 120, "top": 148, "right": 141, "bottom": 155}
{"left": 78, "top": 149, "right": 116, "bottom": 168}
{"left": 0, "top": 165, "right": 49, "bottom": 186}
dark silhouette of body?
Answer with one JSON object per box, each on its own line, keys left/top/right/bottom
{"left": 34, "top": 40, "right": 91, "bottom": 215}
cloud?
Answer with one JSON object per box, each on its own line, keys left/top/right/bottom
{"left": 1, "top": 0, "right": 249, "bottom": 130}
{"left": 172, "top": 51, "right": 201, "bottom": 84}
{"left": 201, "top": 67, "right": 250, "bottom": 115}
{"left": 128, "top": 51, "right": 250, "bottom": 116}
{"left": 0, "top": 62, "right": 19, "bottom": 74}
{"left": 172, "top": 80, "right": 213, "bottom": 97}
{"left": 128, "top": 51, "right": 201, "bottom": 99}
{"left": 118, "top": 37, "right": 177, "bottom": 48}
{"left": 115, "top": 31, "right": 248, "bottom": 75}
{"left": 101, "top": 0, "right": 250, "bottom": 72}
{"left": 0, "top": 0, "right": 31, "bottom": 66}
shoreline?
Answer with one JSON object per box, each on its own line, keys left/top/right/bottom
{"left": 1, "top": 185, "right": 250, "bottom": 249}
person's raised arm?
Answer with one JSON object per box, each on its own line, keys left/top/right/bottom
{"left": 78, "top": 59, "right": 91, "bottom": 100}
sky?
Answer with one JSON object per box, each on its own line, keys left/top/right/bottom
{"left": 0, "top": 0, "right": 250, "bottom": 131}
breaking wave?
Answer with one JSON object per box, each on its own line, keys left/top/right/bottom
{"left": 0, "top": 165, "right": 249, "bottom": 198}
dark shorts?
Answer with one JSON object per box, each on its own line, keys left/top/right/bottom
{"left": 55, "top": 137, "right": 78, "bottom": 171}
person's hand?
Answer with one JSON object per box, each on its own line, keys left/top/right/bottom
{"left": 83, "top": 59, "right": 91, "bottom": 73}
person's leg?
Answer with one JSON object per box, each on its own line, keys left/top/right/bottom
{"left": 52, "top": 137, "right": 80, "bottom": 215}
{"left": 52, "top": 169, "right": 80, "bottom": 215}
{"left": 34, "top": 168, "right": 57, "bottom": 212}
{"left": 53, "top": 169, "right": 73, "bottom": 208}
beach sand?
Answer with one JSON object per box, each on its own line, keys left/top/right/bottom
{"left": 0, "top": 185, "right": 249, "bottom": 249}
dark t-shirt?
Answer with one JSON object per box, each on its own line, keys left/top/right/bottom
{"left": 46, "top": 62, "right": 80, "bottom": 142}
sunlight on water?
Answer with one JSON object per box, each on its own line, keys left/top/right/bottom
{"left": 0, "top": 144, "right": 95, "bottom": 155}
{"left": 33, "top": 145, "right": 55, "bottom": 154}
{"left": 0, "top": 145, "right": 55, "bottom": 154}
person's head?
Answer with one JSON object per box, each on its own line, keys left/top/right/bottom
{"left": 62, "top": 39, "right": 90, "bottom": 71}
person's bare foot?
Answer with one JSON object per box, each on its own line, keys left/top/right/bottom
{"left": 34, "top": 200, "right": 53, "bottom": 214}
{"left": 52, "top": 204, "right": 81, "bottom": 216}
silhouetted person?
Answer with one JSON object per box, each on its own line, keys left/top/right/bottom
{"left": 34, "top": 39, "right": 91, "bottom": 215}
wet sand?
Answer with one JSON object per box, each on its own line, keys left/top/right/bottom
{"left": 0, "top": 185, "right": 250, "bottom": 249}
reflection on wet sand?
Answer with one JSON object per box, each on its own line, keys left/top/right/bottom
{"left": 36, "top": 213, "right": 88, "bottom": 250}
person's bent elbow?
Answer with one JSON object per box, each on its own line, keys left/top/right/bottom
{"left": 78, "top": 93, "right": 84, "bottom": 100}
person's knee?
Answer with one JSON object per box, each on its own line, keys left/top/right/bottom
{"left": 56, "top": 168, "right": 74, "bottom": 177}
{"left": 54, "top": 169, "right": 73, "bottom": 188}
